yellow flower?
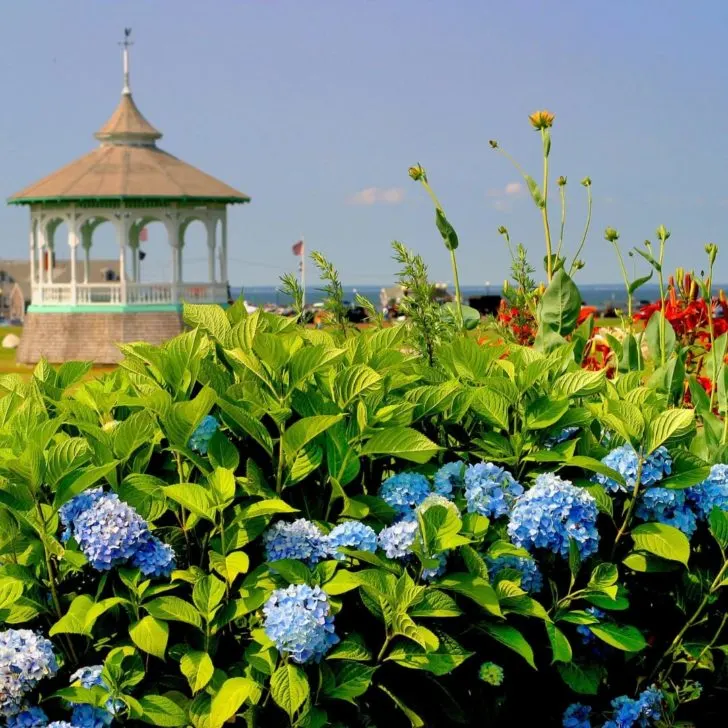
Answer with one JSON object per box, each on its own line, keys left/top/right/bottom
{"left": 528, "top": 110, "right": 555, "bottom": 130}
{"left": 604, "top": 227, "right": 619, "bottom": 243}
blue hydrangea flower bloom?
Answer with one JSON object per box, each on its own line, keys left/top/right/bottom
{"left": 487, "top": 555, "right": 543, "bottom": 593}
{"left": 575, "top": 607, "right": 605, "bottom": 646}
{"left": 59, "top": 487, "right": 104, "bottom": 542}
{"left": 0, "top": 629, "right": 58, "bottom": 718}
{"left": 464, "top": 462, "right": 524, "bottom": 519}
{"left": 433, "top": 461, "right": 465, "bottom": 496}
{"left": 562, "top": 703, "right": 592, "bottom": 728}
{"left": 70, "top": 703, "right": 114, "bottom": 728}
{"left": 131, "top": 536, "right": 176, "bottom": 577}
{"left": 69, "top": 665, "right": 104, "bottom": 689}
{"left": 379, "top": 472, "right": 432, "bottom": 519}
{"left": 73, "top": 493, "right": 150, "bottom": 571}
{"left": 327, "top": 521, "right": 377, "bottom": 560}
{"left": 263, "top": 519, "right": 329, "bottom": 566}
{"left": 507, "top": 474, "right": 600, "bottom": 559}
{"left": 636, "top": 487, "right": 697, "bottom": 536}
{"left": 422, "top": 552, "right": 447, "bottom": 581}
{"left": 594, "top": 445, "right": 672, "bottom": 493}
{"left": 545, "top": 427, "right": 580, "bottom": 449}
{"left": 687, "top": 463, "right": 728, "bottom": 519}
{"left": 378, "top": 520, "right": 418, "bottom": 559}
{"left": 263, "top": 584, "right": 339, "bottom": 663}
{"left": 602, "top": 686, "right": 663, "bottom": 728}
{"left": 7, "top": 706, "right": 48, "bottom": 728}
{"left": 47, "top": 723, "right": 76, "bottom": 728}
{"left": 188, "top": 415, "right": 219, "bottom": 455}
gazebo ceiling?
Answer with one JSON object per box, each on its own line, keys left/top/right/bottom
{"left": 9, "top": 43, "right": 249, "bottom": 206}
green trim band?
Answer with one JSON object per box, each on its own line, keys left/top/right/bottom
{"left": 27, "top": 303, "right": 184, "bottom": 314}
{"left": 8, "top": 195, "right": 250, "bottom": 207}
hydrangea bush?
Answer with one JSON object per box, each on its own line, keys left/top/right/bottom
{"left": 0, "top": 120, "right": 727, "bottom": 727}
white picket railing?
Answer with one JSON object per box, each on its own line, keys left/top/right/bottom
{"left": 33, "top": 282, "right": 228, "bottom": 307}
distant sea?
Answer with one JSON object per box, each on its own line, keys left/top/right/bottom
{"left": 231, "top": 283, "right": 719, "bottom": 310}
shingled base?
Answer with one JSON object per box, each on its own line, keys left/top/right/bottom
{"left": 17, "top": 311, "right": 184, "bottom": 364}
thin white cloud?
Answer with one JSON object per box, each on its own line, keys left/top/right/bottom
{"left": 487, "top": 181, "right": 525, "bottom": 212}
{"left": 504, "top": 182, "right": 524, "bottom": 196}
{"left": 347, "top": 187, "right": 405, "bottom": 205}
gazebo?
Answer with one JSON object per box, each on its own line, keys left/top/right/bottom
{"left": 8, "top": 31, "right": 250, "bottom": 363}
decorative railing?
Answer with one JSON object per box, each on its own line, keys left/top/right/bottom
{"left": 32, "top": 282, "right": 228, "bottom": 307}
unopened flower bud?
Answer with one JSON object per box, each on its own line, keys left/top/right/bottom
{"left": 408, "top": 164, "right": 426, "bottom": 182}
{"left": 573, "top": 259, "right": 585, "bottom": 270}
{"left": 705, "top": 243, "right": 718, "bottom": 266}
{"left": 674, "top": 268, "right": 683, "bottom": 288}
{"left": 690, "top": 279, "right": 699, "bottom": 301}
{"left": 528, "top": 110, "right": 555, "bottom": 130}
{"left": 497, "top": 226, "right": 508, "bottom": 235}
{"left": 604, "top": 227, "right": 619, "bottom": 243}
{"left": 720, "top": 289, "right": 727, "bottom": 307}
{"left": 537, "top": 283, "right": 546, "bottom": 296}
{"left": 557, "top": 176, "right": 567, "bottom": 187}
{"left": 489, "top": 140, "right": 499, "bottom": 149}
{"left": 656, "top": 224, "right": 670, "bottom": 242}
{"left": 683, "top": 273, "right": 691, "bottom": 295}
{"left": 581, "top": 177, "right": 592, "bottom": 187}
{"left": 503, "top": 279, "right": 510, "bottom": 293}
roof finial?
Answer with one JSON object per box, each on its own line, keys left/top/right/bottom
{"left": 120, "top": 27, "right": 133, "bottom": 95}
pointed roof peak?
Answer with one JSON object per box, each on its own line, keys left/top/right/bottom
{"left": 95, "top": 29, "right": 162, "bottom": 145}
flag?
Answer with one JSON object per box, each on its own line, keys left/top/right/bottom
{"left": 139, "top": 227, "right": 148, "bottom": 242}
{"left": 292, "top": 240, "right": 304, "bottom": 256}
{"left": 139, "top": 250, "right": 147, "bottom": 261}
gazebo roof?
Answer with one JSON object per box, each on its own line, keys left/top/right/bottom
{"left": 9, "top": 41, "right": 249, "bottom": 206}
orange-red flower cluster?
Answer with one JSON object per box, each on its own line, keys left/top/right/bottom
{"left": 582, "top": 336, "right": 616, "bottom": 379}
{"left": 497, "top": 300, "right": 536, "bottom": 346}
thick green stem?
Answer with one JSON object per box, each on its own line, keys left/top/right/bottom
{"left": 377, "top": 633, "right": 392, "bottom": 663}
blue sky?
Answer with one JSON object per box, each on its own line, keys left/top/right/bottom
{"left": 1, "top": 0, "right": 727, "bottom": 288}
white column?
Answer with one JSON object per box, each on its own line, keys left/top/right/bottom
{"left": 82, "top": 225, "right": 92, "bottom": 284}
{"left": 69, "top": 225, "right": 78, "bottom": 305}
{"left": 166, "top": 217, "right": 180, "bottom": 303}
{"left": 36, "top": 224, "right": 45, "bottom": 304}
{"left": 206, "top": 218, "right": 216, "bottom": 283}
{"left": 117, "top": 213, "right": 129, "bottom": 305}
{"left": 220, "top": 210, "right": 228, "bottom": 284}
{"left": 29, "top": 217, "right": 36, "bottom": 292}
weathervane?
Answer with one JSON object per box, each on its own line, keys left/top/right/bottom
{"left": 120, "top": 28, "right": 133, "bottom": 94}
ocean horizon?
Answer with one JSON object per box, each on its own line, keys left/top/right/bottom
{"left": 230, "top": 283, "right": 723, "bottom": 309}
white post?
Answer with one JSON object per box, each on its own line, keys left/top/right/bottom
{"left": 206, "top": 218, "right": 216, "bottom": 283}
{"left": 118, "top": 213, "right": 128, "bottom": 305}
{"left": 37, "top": 225, "right": 45, "bottom": 295}
{"left": 167, "top": 217, "right": 180, "bottom": 303}
{"left": 82, "top": 224, "right": 92, "bottom": 284}
{"left": 220, "top": 210, "right": 228, "bottom": 284}
{"left": 69, "top": 225, "right": 78, "bottom": 305}
{"left": 29, "top": 216, "right": 36, "bottom": 292}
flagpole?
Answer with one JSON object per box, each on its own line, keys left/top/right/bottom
{"left": 300, "top": 235, "right": 306, "bottom": 309}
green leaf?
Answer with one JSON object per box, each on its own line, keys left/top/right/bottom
{"left": 525, "top": 396, "right": 570, "bottom": 430}
{"left": 588, "top": 563, "right": 618, "bottom": 591}
{"left": 387, "top": 634, "right": 473, "bottom": 675}
{"left": 145, "top": 596, "right": 203, "bottom": 629}
{"left": 378, "top": 685, "right": 425, "bottom": 727}
{"left": 557, "top": 663, "right": 604, "bottom": 695}
{"left": 537, "top": 269, "right": 582, "bottom": 342}
{"left": 660, "top": 450, "right": 712, "bottom": 490}
{"left": 645, "top": 409, "right": 694, "bottom": 454}
{"left": 623, "top": 551, "right": 679, "bottom": 573}
{"left": 709, "top": 507, "right": 728, "bottom": 550}
{"left": 209, "top": 551, "right": 249, "bottom": 585}
{"left": 139, "top": 695, "right": 188, "bottom": 726}
{"left": 469, "top": 388, "right": 510, "bottom": 430}
{"left": 645, "top": 311, "right": 676, "bottom": 362}
{"left": 336, "top": 364, "right": 382, "bottom": 406}
{"left": 130, "top": 616, "right": 168, "bottom": 660}
{"left": 546, "top": 623, "right": 572, "bottom": 663}
{"left": 439, "top": 573, "right": 501, "bottom": 616}
{"left": 631, "top": 522, "right": 690, "bottom": 566}
{"left": 45, "top": 438, "right": 91, "bottom": 487}
{"left": 409, "top": 589, "right": 462, "bottom": 618}
{"left": 218, "top": 399, "right": 274, "bottom": 456}
{"left": 207, "top": 432, "right": 240, "bottom": 471}
{"left": 181, "top": 650, "right": 214, "bottom": 694}
{"left": 435, "top": 208, "right": 459, "bottom": 250}
{"left": 271, "top": 663, "right": 309, "bottom": 718}
{"left": 290, "top": 345, "right": 346, "bottom": 388}
{"left": 324, "top": 663, "right": 377, "bottom": 703}
{"left": 209, "top": 677, "right": 255, "bottom": 728}
{"left": 283, "top": 415, "right": 344, "bottom": 460}
{"left": 163, "top": 484, "right": 215, "bottom": 522}
{"left": 360, "top": 427, "right": 442, "bottom": 464}
{"left": 237, "top": 498, "right": 298, "bottom": 520}
{"left": 588, "top": 623, "right": 646, "bottom": 652}
{"left": 327, "top": 634, "right": 372, "bottom": 662}
{"left": 480, "top": 623, "right": 536, "bottom": 669}
{"left": 193, "top": 575, "right": 226, "bottom": 620}
{"left": 207, "top": 468, "right": 236, "bottom": 505}
{"left": 553, "top": 369, "right": 606, "bottom": 398}
{"left": 54, "top": 462, "right": 118, "bottom": 509}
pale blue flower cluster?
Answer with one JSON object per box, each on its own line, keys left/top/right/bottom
{"left": 327, "top": 521, "right": 377, "bottom": 560}
{"left": 69, "top": 665, "right": 120, "bottom": 722}
{"left": 7, "top": 706, "right": 48, "bottom": 728}
{"left": 464, "top": 463, "right": 524, "bottom": 518}
{"left": 62, "top": 491, "right": 175, "bottom": 576}
{"left": 188, "top": 415, "right": 220, "bottom": 454}
{"left": 433, "top": 461, "right": 466, "bottom": 496}
{"left": 687, "top": 463, "right": 728, "bottom": 519}
{"left": 379, "top": 472, "right": 433, "bottom": 519}
{"left": 562, "top": 703, "right": 592, "bottom": 728}
{"left": 594, "top": 446, "right": 672, "bottom": 493}
{"left": 487, "top": 555, "right": 543, "bottom": 593}
{"left": 59, "top": 487, "right": 104, "bottom": 542}
{"left": 546, "top": 426, "right": 580, "bottom": 448}
{"left": 603, "top": 686, "right": 663, "bottom": 728}
{"left": 0, "top": 629, "right": 58, "bottom": 718}
{"left": 263, "top": 519, "right": 330, "bottom": 565}
{"left": 263, "top": 584, "right": 339, "bottom": 663}
{"left": 378, "top": 520, "right": 418, "bottom": 559}
{"left": 47, "top": 723, "right": 75, "bottom": 728}
{"left": 508, "top": 474, "right": 600, "bottom": 559}
{"left": 635, "top": 487, "right": 697, "bottom": 536}
{"left": 422, "top": 553, "right": 447, "bottom": 581}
